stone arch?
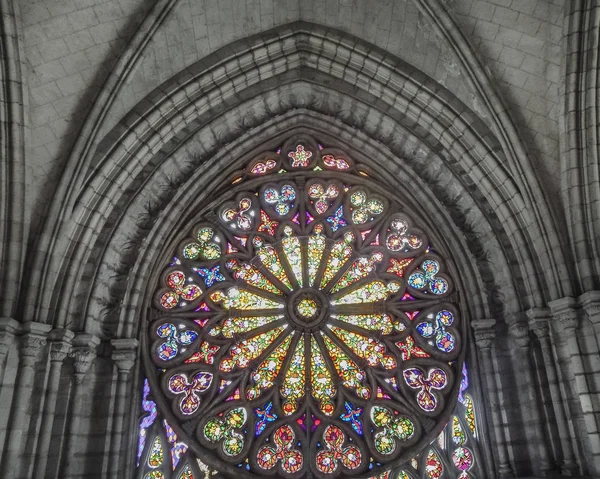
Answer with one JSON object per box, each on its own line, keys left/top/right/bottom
{"left": 23, "top": 22, "right": 570, "bottom": 336}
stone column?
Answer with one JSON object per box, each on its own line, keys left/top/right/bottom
{"left": 109, "top": 338, "right": 139, "bottom": 477}
{"left": 0, "top": 318, "right": 19, "bottom": 388}
{"left": 508, "top": 322, "right": 554, "bottom": 475}
{"left": 472, "top": 319, "right": 513, "bottom": 477}
{"left": 528, "top": 309, "right": 579, "bottom": 475}
{"left": 62, "top": 334, "right": 100, "bottom": 477}
{"left": 550, "top": 297, "right": 600, "bottom": 475}
{"left": 0, "top": 321, "right": 51, "bottom": 478}
{"left": 33, "top": 329, "right": 74, "bottom": 478}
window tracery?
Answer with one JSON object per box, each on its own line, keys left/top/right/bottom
{"left": 139, "top": 136, "right": 476, "bottom": 478}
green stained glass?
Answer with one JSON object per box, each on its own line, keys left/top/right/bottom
{"left": 320, "top": 232, "right": 354, "bottom": 289}
{"left": 282, "top": 227, "right": 303, "bottom": 287}
{"left": 255, "top": 241, "right": 293, "bottom": 290}
{"left": 331, "top": 280, "right": 400, "bottom": 305}
{"left": 210, "top": 315, "right": 282, "bottom": 338}
{"left": 333, "top": 313, "right": 395, "bottom": 334}
{"left": 297, "top": 298, "right": 317, "bottom": 318}
{"left": 246, "top": 335, "right": 293, "bottom": 400}
{"left": 464, "top": 396, "right": 476, "bottom": 435}
{"left": 226, "top": 260, "right": 281, "bottom": 295}
{"left": 310, "top": 337, "right": 336, "bottom": 416}
{"left": 329, "top": 326, "right": 396, "bottom": 369}
{"left": 220, "top": 327, "right": 286, "bottom": 372}
{"left": 452, "top": 416, "right": 466, "bottom": 445}
{"left": 307, "top": 226, "right": 327, "bottom": 286}
{"left": 204, "top": 407, "right": 247, "bottom": 457}
{"left": 147, "top": 436, "right": 163, "bottom": 468}
{"left": 330, "top": 251, "right": 384, "bottom": 293}
{"left": 183, "top": 227, "right": 222, "bottom": 260}
{"left": 145, "top": 472, "right": 164, "bottom": 479}
{"left": 210, "top": 288, "right": 282, "bottom": 310}
{"left": 150, "top": 141, "right": 464, "bottom": 479}
{"left": 322, "top": 335, "right": 370, "bottom": 400}
{"left": 281, "top": 336, "right": 306, "bottom": 415}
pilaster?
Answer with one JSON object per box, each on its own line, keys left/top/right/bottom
{"left": 33, "top": 329, "right": 74, "bottom": 478}
{"left": 472, "top": 318, "right": 513, "bottom": 478}
{"left": 550, "top": 296, "right": 600, "bottom": 475}
{"left": 528, "top": 309, "right": 578, "bottom": 475}
{"left": 508, "top": 322, "right": 554, "bottom": 475}
{"left": 0, "top": 321, "right": 51, "bottom": 478}
{"left": 109, "top": 338, "right": 139, "bottom": 477}
{"left": 61, "top": 333, "right": 100, "bottom": 477}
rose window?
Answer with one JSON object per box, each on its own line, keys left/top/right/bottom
{"left": 147, "top": 136, "right": 464, "bottom": 478}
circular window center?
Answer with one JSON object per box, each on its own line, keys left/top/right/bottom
{"left": 288, "top": 289, "right": 328, "bottom": 331}
{"left": 296, "top": 297, "right": 318, "bottom": 320}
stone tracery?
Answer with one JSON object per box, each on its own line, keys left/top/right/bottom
{"left": 146, "top": 136, "right": 465, "bottom": 477}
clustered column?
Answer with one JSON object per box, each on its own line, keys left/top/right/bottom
{"left": 550, "top": 297, "right": 600, "bottom": 475}
{"left": 62, "top": 333, "right": 100, "bottom": 477}
{"left": 33, "top": 329, "right": 74, "bottom": 478}
{"left": 472, "top": 318, "right": 513, "bottom": 478}
{"left": 507, "top": 322, "right": 554, "bottom": 475}
{"left": 527, "top": 309, "right": 578, "bottom": 475}
{"left": 109, "top": 338, "right": 139, "bottom": 476}
{"left": 0, "top": 322, "right": 51, "bottom": 478}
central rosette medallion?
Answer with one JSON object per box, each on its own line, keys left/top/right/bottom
{"left": 289, "top": 289, "right": 328, "bottom": 329}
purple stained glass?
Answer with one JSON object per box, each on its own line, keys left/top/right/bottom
{"left": 137, "top": 379, "right": 158, "bottom": 466}
{"left": 458, "top": 362, "right": 469, "bottom": 405}
{"left": 163, "top": 419, "right": 188, "bottom": 469}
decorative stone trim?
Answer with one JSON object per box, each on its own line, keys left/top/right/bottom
{"left": 472, "top": 318, "right": 496, "bottom": 349}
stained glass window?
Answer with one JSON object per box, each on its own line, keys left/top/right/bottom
{"left": 142, "top": 136, "right": 469, "bottom": 478}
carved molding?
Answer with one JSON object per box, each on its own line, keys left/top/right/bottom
{"left": 70, "top": 333, "right": 101, "bottom": 380}
{"left": 111, "top": 338, "right": 139, "bottom": 373}
{"left": 48, "top": 328, "right": 75, "bottom": 362}
{"left": 549, "top": 297, "right": 579, "bottom": 335}
{"left": 579, "top": 291, "right": 600, "bottom": 325}
{"left": 508, "top": 323, "right": 530, "bottom": 348}
{"left": 526, "top": 308, "right": 551, "bottom": 339}
{"left": 471, "top": 318, "right": 496, "bottom": 350}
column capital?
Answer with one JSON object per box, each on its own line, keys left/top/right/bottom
{"left": 49, "top": 329, "right": 75, "bottom": 362}
{"left": 508, "top": 323, "right": 530, "bottom": 348}
{"left": 526, "top": 308, "right": 551, "bottom": 339}
{"left": 471, "top": 318, "right": 496, "bottom": 349}
{"left": 111, "top": 338, "right": 139, "bottom": 373}
{"left": 549, "top": 297, "right": 579, "bottom": 334}
{"left": 579, "top": 290, "right": 600, "bottom": 325}
{"left": 19, "top": 322, "right": 52, "bottom": 362}
{"left": 70, "top": 333, "right": 101, "bottom": 381}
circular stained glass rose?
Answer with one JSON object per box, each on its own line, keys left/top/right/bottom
{"left": 147, "top": 136, "right": 464, "bottom": 478}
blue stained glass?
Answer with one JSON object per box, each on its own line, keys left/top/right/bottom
{"left": 196, "top": 265, "right": 225, "bottom": 287}
{"left": 254, "top": 401, "right": 277, "bottom": 436}
{"left": 326, "top": 206, "right": 348, "bottom": 231}
{"left": 340, "top": 401, "right": 364, "bottom": 435}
